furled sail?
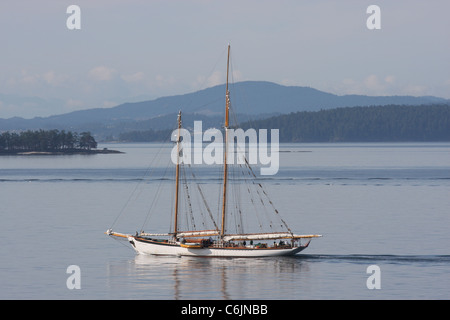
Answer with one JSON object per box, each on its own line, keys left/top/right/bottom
{"left": 174, "top": 230, "right": 220, "bottom": 238}
{"left": 222, "top": 233, "right": 321, "bottom": 241}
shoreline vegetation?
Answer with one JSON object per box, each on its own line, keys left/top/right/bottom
{"left": 116, "top": 104, "right": 450, "bottom": 143}
{"left": 1, "top": 104, "right": 449, "bottom": 151}
{"left": 0, "top": 129, "right": 123, "bottom": 156}
{"left": 244, "top": 104, "right": 450, "bottom": 142}
{"left": 0, "top": 148, "right": 123, "bottom": 156}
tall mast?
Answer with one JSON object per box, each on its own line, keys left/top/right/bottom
{"left": 173, "top": 110, "right": 182, "bottom": 238}
{"left": 220, "top": 44, "right": 231, "bottom": 237}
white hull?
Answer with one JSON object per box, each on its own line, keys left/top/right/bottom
{"left": 128, "top": 236, "right": 309, "bottom": 257}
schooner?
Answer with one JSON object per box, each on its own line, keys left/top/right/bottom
{"left": 106, "top": 45, "right": 321, "bottom": 257}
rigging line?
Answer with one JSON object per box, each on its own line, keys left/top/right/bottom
{"left": 235, "top": 144, "right": 269, "bottom": 231}
{"left": 109, "top": 128, "right": 174, "bottom": 230}
{"left": 191, "top": 97, "right": 223, "bottom": 112}
{"left": 244, "top": 171, "right": 270, "bottom": 232}
{"left": 140, "top": 152, "right": 173, "bottom": 233}
{"left": 139, "top": 125, "right": 179, "bottom": 233}
{"left": 197, "top": 189, "right": 209, "bottom": 229}
{"left": 241, "top": 153, "right": 286, "bottom": 232}
{"left": 109, "top": 169, "right": 153, "bottom": 230}
{"left": 253, "top": 179, "right": 286, "bottom": 231}
{"left": 245, "top": 169, "right": 264, "bottom": 231}
{"left": 251, "top": 171, "right": 292, "bottom": 230}
{"left": 228, "top": 162, "right": 238, "bottom": 233}
{"left": 233, "top": 164, "right": 245, "bottom": 234}
{"left": 191, "top": 184, "right": 207, "bottom": 229}
{"left": 110, "top": 235, "right": 136, "bottom": 251}
{"left": 183, "top": 46, "right": 228, "bottom": 113}
{"left": 231, "top": 151, "right": 246, "bottom": 234}
{"left": 228, "top": 56, "right": 241, "bottom": 130}
{"left": 182, "top": 163, "right": 196, "bottom": 230}
{"left": 256, "top": 180, "right": 293, "bottom": 234}
{"left": 228, "top": 52, "right": 252, "bottom": 130}
{"left": 188, "top": 164, "right": 219, "bottom": 231}
{"left": 228, "top": 51, "right": 259, "bottom": 128}
{"left": 253, "top": 182, "right": 276, "bottom": 230}
{"left": 239, "top": 160, "right": 264, "bottom": 231}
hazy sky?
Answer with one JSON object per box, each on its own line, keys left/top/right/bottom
{"left": 0, "top": 0, "right": 449, "bottom": 118}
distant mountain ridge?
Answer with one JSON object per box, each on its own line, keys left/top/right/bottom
{"left": 1, "top": 81, "right": 448, "bottom": 138}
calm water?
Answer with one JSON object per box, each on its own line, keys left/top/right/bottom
{"left": 1, "top": 142, "right": 449, "bottom": 300}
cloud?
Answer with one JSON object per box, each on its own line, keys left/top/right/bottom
{"left": 42, "top": 71, "right": 67, "bottom": 86}
{"left": 206, "top": 71, "right": 223, "bottom": 87}
{"left": 363, "top": 75, "right": 385, "bottom": 93}
{"left": 401, "top": 85, "right": 428, "bottom": 96}
{"left": 193, "top": 70, "right": 243, "bottom": 90}
{"left": 154, "top": 74, "right": 176, "bottom": 88}
{"left": 65, "top": 99, "right": 84, "bottom": 108}
{"left": 334, "top": 74, "right": 397, "bottom": 96}
{"left": 384, "top": 75, "right": 395, "bottom": 84}
{"left": 100, "top": 100, "right": 118, "bottom": 109}
{"left": 0, "top": 94, "right": 65, "bottom": 119}
{"left": 324, "top": 74, "right": 436, "bottom": 98}
{"left": 321, "top": 74, "right": 399, "bottom": 97}
{"left": 121, "top": 71, "right": 145, "bottom": 83}
{"left": 88, "top": 66, "right": 117, "bottom": 81}
{"left": 11, "top": 69, "right": 40, "bottom": 86}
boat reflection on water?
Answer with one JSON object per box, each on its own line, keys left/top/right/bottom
{"left": 106, "top": 253, "right": 313, "bottom": 299}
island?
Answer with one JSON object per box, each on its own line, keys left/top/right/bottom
{"left": 0, "top": 129, "right": 123, "bottom": 155}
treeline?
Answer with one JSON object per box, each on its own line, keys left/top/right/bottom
{"left": 0, "top": 129, "right": 97, "bottom": 153}
{"left": 118, "top": 128, "right": 173, "bottom": 142}
{"left": 111, "top": 104, "right": 450, "bottom": 143}
{"left": 242, "top": 104, "right": 450, "bottom": 142}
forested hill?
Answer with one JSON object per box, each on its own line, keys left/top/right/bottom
{"left": 240, "top": 104, "right": 450, "bottom": 142}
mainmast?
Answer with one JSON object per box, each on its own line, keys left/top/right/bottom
{"left": 173, "top": 110, "right": 182, "bottom": 238}
{"left": 220, "top": 44, "right": 231, "bottom": 237}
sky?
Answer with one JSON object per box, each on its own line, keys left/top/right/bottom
{"left": 0, "top": 0, "right": 449, "bottom": 119}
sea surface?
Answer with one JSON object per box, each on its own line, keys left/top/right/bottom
{"left": 1, "top": 142, "right": 449, "bottom": 300}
